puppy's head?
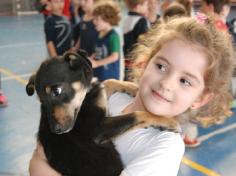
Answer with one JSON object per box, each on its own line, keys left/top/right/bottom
{"left": 26, "top": 51, "right": 93, "bottom": 134}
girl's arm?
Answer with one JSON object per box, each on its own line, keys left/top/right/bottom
{"left": 29, "top": 143, "right": 61, "bottom": 176}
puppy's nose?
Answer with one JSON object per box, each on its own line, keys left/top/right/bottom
{"left": 55, "top": 128, "right": 63, "bottom": 134}
{"left": 53, "top": 123, "right": 64, "bottom": 134}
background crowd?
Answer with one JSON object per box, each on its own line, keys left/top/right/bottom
{"left": 28, "top": 0, "right": 236, "bottom": 147}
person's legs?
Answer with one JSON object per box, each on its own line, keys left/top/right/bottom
{"left": 0, "top": 73, "right": 7, "bottom": 107}
{"left": 182, "top": 122, "right": 201, "bottom": 147}
{"left": 0, "top": 91, "right": 7, "bottom": 107}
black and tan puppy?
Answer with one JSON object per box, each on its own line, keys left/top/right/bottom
{"left": 26, "top": 51, "right": 180, "bottom": 176}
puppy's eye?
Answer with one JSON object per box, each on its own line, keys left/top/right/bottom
{"left": 51, "top": 86, "right": 62, "bottom": 97}
{"left": 45, "top": 85, "right": 63, "bottom": 97}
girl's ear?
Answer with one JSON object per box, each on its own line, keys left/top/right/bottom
{"left": 191, "top": 92, "right": 214, "bottom": 110}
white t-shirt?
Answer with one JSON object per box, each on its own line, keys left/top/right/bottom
{"left": 108, "top": 92, "right": 185, "bottom": 176}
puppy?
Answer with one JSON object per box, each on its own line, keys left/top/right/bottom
{"left": 26, "top": 51, "right": 180, "bottom": 176}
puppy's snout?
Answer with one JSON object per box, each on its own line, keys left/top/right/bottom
{"left": 54, "top": 124, "right": 64, "bottom": 134}
{"left": 49, "top": 117, "right": 74, "bottom": 134}
{"left": 53, "top": 106, "right": 70, "bottom": 124}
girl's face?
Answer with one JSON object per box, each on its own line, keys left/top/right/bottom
{"left": 80, "top": 0, "right": 94, "bottom": 12}
{"left": 136, "top": 39, "right": 209, "bottom": 117}
{"left": 50, "top": 0, "right": 64, "bottom": 14}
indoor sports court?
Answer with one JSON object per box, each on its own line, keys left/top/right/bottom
{"left": 0, "top": 0, "right": 236, "bottom": 176}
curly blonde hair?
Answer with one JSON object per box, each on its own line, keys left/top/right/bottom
{"left": 130, "top": 16, "right": 235, "bottom": 126}
{"left": 93, "top": 1, "right": 120, "bottom": 26}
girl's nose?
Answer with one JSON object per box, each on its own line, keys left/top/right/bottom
{"left": 159, "top": 74, "right": 175, "bottom": 92}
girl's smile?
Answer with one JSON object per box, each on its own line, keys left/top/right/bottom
{"left": 151, "top": 89, "right": 171, "bottom": 103}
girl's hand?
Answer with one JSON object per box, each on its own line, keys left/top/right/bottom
{"left": 29, "top": 143, "right": 61, "bottom": 176}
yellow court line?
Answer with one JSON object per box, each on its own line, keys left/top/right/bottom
{"left": 0, "top": 67, "right": 222, "bottom": 176}
{"left": 0, "top": 68, "right": 27, "bottom": 85}
{"left": 182, "top": 156, "right": 221, "bottom": 176}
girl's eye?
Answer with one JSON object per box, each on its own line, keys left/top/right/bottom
{"left": 180, "top": 78, "right": 191, "bottom": 87}
{"left": 156, "top": 63, "right": 167, "bottom": 73}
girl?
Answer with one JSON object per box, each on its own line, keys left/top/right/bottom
{"left": 29, "top": 15, "right": 234, "bottom": 176}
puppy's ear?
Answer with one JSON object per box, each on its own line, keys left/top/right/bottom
{"left": 26, "top": 74, "right": 36, "bottom": 96}
{"left": 64, "top": 50, "right": 92, "bottom": 74}
{"left": 77, "top": 50, "right": 92, "bottom": 68}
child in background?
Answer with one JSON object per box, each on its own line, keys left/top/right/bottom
{"left": 147, "top": 0, "right": 161, "bottom": 25}
{"left": 29, "top": 15, "right": 234, "bottom": 176}
{"left": 44, "top": 0, "right": 72, "bottom": 57}
{"left": 123, "top": 0, "right": 150, "bottom": 81}
{"left": 72, "top": 0, "right": 99, "bottom": 56}
{"left": 200, "top": 0, "right": 229, "bottom": 32}
{"left": 176, "top": 0, "right": 193, "bottom": 16}
{"left": 220, "top": 0, "right": 230, "bottom": 24}
{"left": 162, "top": 2, "right": 188, "bottom": 21}
{"left": 71, "top": 0, "right": 84, "bottom": 25}
{"left": 36, "top": 0, "right": 71, "bottom": 20}
{"left": 89, "top": 1, "right": 121, "bottom": 81}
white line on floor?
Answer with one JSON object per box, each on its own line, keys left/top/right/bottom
{"left": 198, "top": 123, "right": 236, "bottom": 142}
{"left": 0, "top": 42, "right": 43, "bottom": 49}
{"left": 1, "top": 73, "right": 32, "bottom": 81}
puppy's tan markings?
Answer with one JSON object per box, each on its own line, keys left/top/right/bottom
{"left": 95, "top": 85, "right": 107, "bottom": 111}
{"left": 53, "top": 106, "right": 68, "bottom": 125}
{"left": 68, "top": 82, "right": 88, "bottom": 116}
{"left": 103, "top": 79, "right": 138, "bottom": 97}
{"left": 132, "top": 111, "right": 181, "bottom": 132}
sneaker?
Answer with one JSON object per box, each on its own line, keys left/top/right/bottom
{"left": 183, "top": 136, "right": 201, "bottom": 148}
{"left": 0, "top": 92, "right": 8, "bottom": 107}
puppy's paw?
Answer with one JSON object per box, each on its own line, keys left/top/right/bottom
{"left": 152, "top": 119, "right": 182, "bottom": 133}
{"left": 103, "top": 79, "right": 138, "bottom": 97}
{"left": 133, "top": 111, "right": 182, "bottom": 133}
{"left": 94, "top": 133, "right": 110, "bottom": 144}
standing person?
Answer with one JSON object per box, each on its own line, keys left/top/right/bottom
{"left": 176, "top": 0, "right": 193, "bottom": 16}
{"left": 44, "top": 0, "right": 72, "bottom": 57}
{"left": 36, "top": 0, "right": 71, "bottom": 20}
{"left": 34, "top": 0, "right": 51, "bottom": 19}
{"left": 162, "top": 2, "right": 188, "bottom": 21}
{"left": 89, "top": 1, "right": 121, "bottom": 81}
{"left": 71, "top": 0, "right": 85, "bottom": 24}
{"left": 220, "top": 0, "right": 230, "bottom": 24}
{"left": 200, "top": 0, "right": 229, "bottom": 31}
{"left": 29, "top": 15, "right": 234, "bottom": 176}
{"left": 72, "top": 0, "right": 99, "bottom": 57}
{"left": 147, "top": 0, "right": 161, "bottom": 25}
{"left": 123, "top": 0, "right": 150, "bottom": 81}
